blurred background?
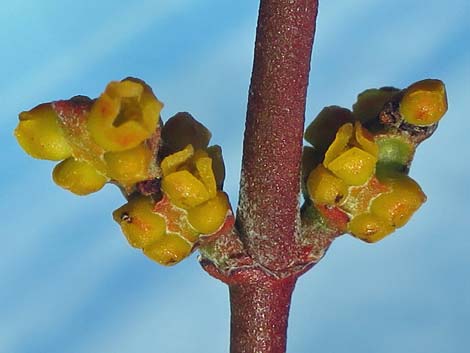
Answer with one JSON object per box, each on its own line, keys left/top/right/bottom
{"left": 1, "top": 0, "right": 469, "bottom": 352}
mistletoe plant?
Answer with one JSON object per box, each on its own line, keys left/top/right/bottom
{"left": 14, "top": 1, "right": 447, "bottom": 352}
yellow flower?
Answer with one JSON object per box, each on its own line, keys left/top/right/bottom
{"left": 306, "top": 120, "right": 426, "bottom": 243}
{"left": 156, "top": 144, "right": 230, "bottom": 240}
{"left": 327, "top": 147, "right": 377, "bottom": 186}
{"left": 110, "top": 140, "right": 231, "bottom": 266}
{"left": 161, "top": 144, "right": 219, "bottom": 209}
{"left": 15, "top": 79, "right": 161, "bottom": 196}
{"left": 161, "top": 144, "right": 195, "bottom": 177}
{"left": 87, "top": 78, "right": 163, "bottom": 152}
{"left": 16, "top": 80, "right": 233, "bottom": 266}
{"left": 307, "top": 122, "right": 379, "bottom": 207}
{"left": 162, "top": 170, "right": 211, "bottom": 209}
{"left": 322, "top": 121, "right": 378, "bottom": 186}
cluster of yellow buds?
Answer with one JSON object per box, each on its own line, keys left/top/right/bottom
{"left": 15, "top": 79, "right": 234, "bottom": 266}
{"left": 304, "top": 79, "right": 447, "bottom": 243}
{"left": 113, "top": 140, "right": 232, "bottom": 266}
{"left": 15, "top": 78, "right": 162, "bottom": 195}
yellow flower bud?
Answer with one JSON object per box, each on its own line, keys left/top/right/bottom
{"left": 400, "top": 79, "right": 447, "bottom": 126}
{"left": 87, "top": 79, "right": 163, "bottom": 152}
{"left": 327, "top": 147, "right": 377, "bottom": 186}
{"left": 113, "top": 195, "right": 166, "bottom": 249}
{"left": 348, "top": 212, "right": 395, "bottom": 243}
{"left": 161, "top": 144, "right": 194, "bottom": 177}
{"left": 15, "top": 104, "right": 72, "bottom": 161}
{"left": 323, "top": 123, "right": 353, "bottom": 166}
{"left": 307, "top": 165, "right": 348, "bottom": 205}
{"left": 143, "top": 233, "right": 192, "bottom": 266}
{"left": 104, "top": 143, "right": 152, "bottom": 187}
{"left": 53, "top": 158, "right": 107, "bottom": 195}
{"left": 371, "top": 176, "right": 426, "bottom": 228}
{"left": 161, "top": 170, "right": 210, "bottom": 209}
{"left": 187, "top": 192, "right": 229, "bottom": 234}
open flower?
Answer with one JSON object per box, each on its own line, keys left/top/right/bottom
{"left": 87, "top": 78, "right": 163, "bottom": 152}
{"left": 160, "top": 144, "right": 230, "bottom": 233}
{"left": 161, "top": 145, "right": 216, "bottom": 208}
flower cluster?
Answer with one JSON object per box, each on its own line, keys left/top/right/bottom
{"left": 303, "top": 79, "right": 447, "bottom": 243}
{"left": 113, "top": 130, "right": 232, "bottom": 265}
{"left": 15, "top": 78, "right": 162, "bottom": 195}
{"left": 15, "top": 79, "right": 233, "bottom": 266}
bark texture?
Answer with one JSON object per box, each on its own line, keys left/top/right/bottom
{"left": 230, "top": 276, "right": 297, "bottom": 353}
{"left": 237, "top": 0, "right": 319, "bottom": 273}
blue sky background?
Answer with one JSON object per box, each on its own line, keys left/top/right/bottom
{"left": 1, "top": 1, "right": 469, "bottom": 352}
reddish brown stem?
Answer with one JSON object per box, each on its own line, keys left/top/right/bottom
{"left": 237, "top": 0, "right": 319, "bottom": 272}
{"left": 230, "top": 276, "right": 297, "bottom": 353}
{"left": 202, "top": 1, "right": 319, "bottom": 352}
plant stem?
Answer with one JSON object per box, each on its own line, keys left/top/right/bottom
{"left": 237, "top": 0, "right": 319, "bottom": 272}
{"left": 229, "top": 276, "right": 297, "bottom": 353}
{"left": 226, "top": 1, "right": 319, "bottom": 352}
{"left": 202, "top": 1, "right": 319, "bottom": 352}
